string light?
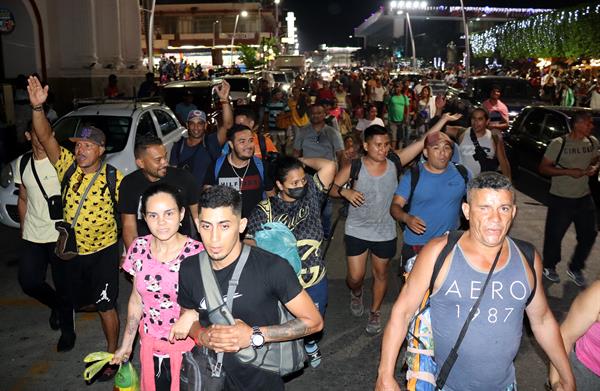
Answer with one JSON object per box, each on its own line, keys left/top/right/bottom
{"left": 471, "top": 4, "right": 600, "bottom": 59}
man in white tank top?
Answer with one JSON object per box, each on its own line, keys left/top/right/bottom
{"left": 446, "top": 107, "right": 511, "bottom": 179}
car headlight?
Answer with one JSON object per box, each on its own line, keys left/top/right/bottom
{"left": 281, "top": 84, "right": 290, "bottom": 92}
{"left": 0, "top": 163, "right": 13, "bottom": 188}
{"left": 509, "top": 110, "right": 520, "bottom": 118}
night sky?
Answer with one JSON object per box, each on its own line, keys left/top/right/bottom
{"left": 157, "top": 0, "right": 586, "bottom": 51}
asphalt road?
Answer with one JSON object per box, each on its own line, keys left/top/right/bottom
{"left": 1, "top": 171, "right": 598, "bottom": 390}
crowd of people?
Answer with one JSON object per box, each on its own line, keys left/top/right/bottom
{"left": 13, "top": 65, "right": 600, "bottom": 391}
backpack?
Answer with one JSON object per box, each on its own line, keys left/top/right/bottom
{"left": 404, "top": 162, "right": 469, "bottom": 213}
{"left": 60, "top": 161, "right": 120, "bottom": 232}
{"left": 404, "top": 230, "right": 537, "bottom": 390}
{"left": 214, "top": 154, "right": 264, "bottom": 183}
{"left": 554, "top": 135, "right": 596, "bottom": 168}
{"left": 348, "top": 151, "right": 403, "bottom": 189}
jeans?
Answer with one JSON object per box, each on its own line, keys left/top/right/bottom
{"left": 18, "top": 241, "right": 74, "bottom": 332}
{"left": 305, "top": 277, "right": 328, "bottom": 345}
{"left": 542, "top": 194, "right": 597, "bottom": 272}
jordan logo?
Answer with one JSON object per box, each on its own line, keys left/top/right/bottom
{"left": 96, "top": 283, "right": 110, "bottom": 303}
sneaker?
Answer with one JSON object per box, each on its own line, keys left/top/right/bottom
{"left": 350, "top": 289, "right": 364, "bottom": 317}
{"left": 306, "top": 346, "right": 322, "bottom": 368}
{"left": 57, "top": 331, "right": 76, "bottom": 352}
{"left": 566, "top": 268, "right": 587, "bottom": 287}
{"left": 543, "top": 268, "right": 560, "bottom": 283}
{"left": 366, "top": 311, "right": 382, "bottom": 335}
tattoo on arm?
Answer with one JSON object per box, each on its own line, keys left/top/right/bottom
{"left": 125, "top": 315, "right": 140, "bottom": 336}
{"left": 263, "top": 318, "right": 311, "bottom": 342}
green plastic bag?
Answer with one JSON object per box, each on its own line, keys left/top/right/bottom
{"left": 83, "top": 351, "right": 114, "bottom": 381}
{"left": 114, "top": 360, "right": 140, "bottom": 391}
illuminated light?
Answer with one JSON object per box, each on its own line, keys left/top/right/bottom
{"left": 420, "top": 1, "right": 427, "bottom": 9}
{"left": 397, "top": 10, "right": 404, "bottom": 15}
{"left": 240, "top": 10, "right": 248, "bottom": 17}
{"left": 390, "top": 1, "right": 397, "bottom": 9}
{"left": 398, "top": 1, "right": 406, "bottom": 9}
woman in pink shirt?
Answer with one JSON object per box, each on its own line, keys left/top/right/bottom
{"left": 549, "top": 280, "right": 600, "bottom": 391}
{"left": 111, "top": 183, "right": 203, "bottom": 391}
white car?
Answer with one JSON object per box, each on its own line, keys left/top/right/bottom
{"left": 0, "top": 101, "right": 186, "bottom": 228}
{"left": 219, "top": 76, "right": 255, "bottom": 106}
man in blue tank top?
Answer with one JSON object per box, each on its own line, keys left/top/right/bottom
{"left": 376, "top": 172, "right": 575, "bottom": 391}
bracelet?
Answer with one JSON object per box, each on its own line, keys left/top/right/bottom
{"left": 31, "top": 104, "right": 44, "bottom": 112}
{"left": 220, "top": 100, "right": 229, "bottom": 104}
{"left": 193, "top": 327, "right": 204, "bottom": 345}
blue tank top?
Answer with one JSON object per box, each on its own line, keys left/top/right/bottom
{"left": 430, "top": 238, "right": 532, "bottom": 391}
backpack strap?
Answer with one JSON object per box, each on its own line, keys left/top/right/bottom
{"left": 429, "top": 230, "right": 464, "bottom": 293}
{"left": 214, "top": 155, "right": 226, "bottom": 178}
{"left": 19, "top": 152, "right": 33, "bottom": 182}
{"left": 105, "top": 164, "right": 120, "bottom": 230}
{"left": 404, "top": 164, "right": 420, "bottom": 213}
{"left": 554, "top": 135, "right": 568, "bottom": 167}
{"left": 258, "top": 133, "right": 268, "bottom": 161}
{"left": 61, "top": 161, "right": 78, "bottom": 203}
{"left": 453, "top": 163, "right": 469, "bottom": 186}
{"left": 348, "top": 158, "right": 362, "bottom": 188}
{"left": 387, "top": 151, "right": 403, "bottom": 180}
{"left": 511, "top": 238, "right": 537, "bottom": 306}
{"left": 253, "top": 156, "right": 264, "bottom": 182}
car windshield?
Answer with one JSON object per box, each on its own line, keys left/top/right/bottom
{"left": 471, "top": 79, "right": 537, "bottom": 101}
{"left": 224, "top": 78, "right": 250, "bottom": 92}
{"left": 52, "top": 115, "right": 132, "bottom": 153}
{"left": 273, "top": 74, "right": 287, "bottom": 82}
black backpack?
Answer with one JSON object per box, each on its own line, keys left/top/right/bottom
{"left": 348, "top": 151, "right": 403, "bottom": 189}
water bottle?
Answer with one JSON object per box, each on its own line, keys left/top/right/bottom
{"left": 404, "top": 255, "right": 418, "bottom": 273}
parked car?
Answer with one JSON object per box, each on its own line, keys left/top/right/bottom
{"left": 160, "top": 80, "right": 221, "bottom": 117}
{"left": 446, "top": 76, "right": 540, "bottom": 126}
{"left": 428, "top": 79, "right": 448, "bottom": 97}
{"left": 218, "top": 75, "right": 255, "bottom": 107}
{"left": 0, "top": 101, "right": 186, "bottom": 228}
{"left": 503, "top": 105, "right": 600, "bottom": 206}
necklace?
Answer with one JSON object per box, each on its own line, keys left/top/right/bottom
{"left": 228, "top": 155, "right": 250, "bottom": 193}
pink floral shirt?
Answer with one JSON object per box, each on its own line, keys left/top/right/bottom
{"left": 122, "top": 235, "right": 204, "bottom": 341}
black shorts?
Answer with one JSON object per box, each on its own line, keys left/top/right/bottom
{"left": 67, "top": 242, "right": 119, "bottom": 312}
{"left": 344, "top": 235, "right": 397, "bottom": 259}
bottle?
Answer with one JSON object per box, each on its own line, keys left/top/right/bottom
{"left": 113, "top": 361, "right": 136, "bottom": 391}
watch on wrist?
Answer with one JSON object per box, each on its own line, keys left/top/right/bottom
{"left": 250, "top": 326, "right": 265, "bottom": 349}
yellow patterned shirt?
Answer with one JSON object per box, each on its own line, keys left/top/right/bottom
{"left": 54, "top": 147, "right": 123, "bottom": 254}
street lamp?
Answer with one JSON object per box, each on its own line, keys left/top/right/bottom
{"left": 274, "top": 0, "right": 280, "bottom": 41}
{"left": 212, "top": 20, "right": 220, "bottom": 48}
{"left": 389, "top": 1, "right": 427, "bottom": 70}
{"left": 231, "top": 10, "right": 249, "bottom": 66}
{"left": 459, "top": 0, "right": 470, "bottom": 76}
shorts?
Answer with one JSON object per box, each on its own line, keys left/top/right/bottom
{"left": 67, "top": 242, "right": 119, "bottom": 312}
{"left": 344, "top": 235, "right": 397, "bottom": 259}
{"left": 305, "top": 277, "right": 328, "bottom": 318}
{"left": 389, "top": 121, "right": 404, "bottom": 142}
{"left": 570, "top": 351, "right": 600, "bottom": 391}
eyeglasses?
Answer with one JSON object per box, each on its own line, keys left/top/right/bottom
{"left": 71, "top": 172, "right": 84, "bottom": 193}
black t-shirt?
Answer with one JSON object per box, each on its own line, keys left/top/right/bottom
{"left": 246, "top": 174, "right": 327, "bottom": 289}
{"left": 205, "top": 156, "right": 274, "bottom": 218}
{"left": 178, "top": 246, "right": 302, "bottom": 391}
{"left": 168, "top": 132, "right": 221, "bottom": 187}
{"left": 117, "top": 167, "right": 200, "bottom": 237}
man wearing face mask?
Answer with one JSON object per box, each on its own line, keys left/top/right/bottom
{"left": 204, "top": 124, "right": 275, "bottom": 218}
{"left": 245, "top": 156, "right": 336, "bottom": 369}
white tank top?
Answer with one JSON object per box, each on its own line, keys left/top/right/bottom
{"left": 458, "top": 128, "right": 496, "bottom": 177}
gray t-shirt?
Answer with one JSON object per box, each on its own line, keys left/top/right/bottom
{"left": 544, "top": 135, "right": 599, "bottom": 198}
{"left": 293, "top": 124, "right": 344, "bottom": 162}
{"left": 345, "top": 158, "right": 398, "bottom": 241}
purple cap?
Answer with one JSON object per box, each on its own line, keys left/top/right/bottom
{"left": 187, "top": 110, "right": 207, "bottom": 123}
{"left": 69, "top": 126, "right": 106, "bottom": 146}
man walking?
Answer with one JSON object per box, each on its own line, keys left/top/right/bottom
{"left": 175, "top": 186, "right": 323, "bottom": 390}
{"left": 376, "top": 172, "right": 575, "bottom": 391}
{"left": 119, "top": 133, "right": 201, "bottom": 250}
{"left": 27, "top": 76, "right": 123, "bottom": 380}
{"left": 539, "top": 112, "right": 599, "bottom": 286}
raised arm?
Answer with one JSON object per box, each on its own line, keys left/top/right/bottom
{"left": 548, "top": 281, "right": 600, "bottom": 389}
{"left": 215, "top": 80, "right": 233, "bottom": 146}
{"left": 395, "top": 112, "right": 463, "bottom": 165}
{"left": 299, "top": 157, "right": 336, "bottom": 189}
{"left": 26, "top": 76, "right": 60, "bottom": 164}
{"left": 526, "top": 252, "right": 576, "bottom": 391}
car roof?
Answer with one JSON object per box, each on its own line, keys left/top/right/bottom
{"left": 67, "top": 102, "right": 162, "bottom": 116}
{"left": 162, "top": 80, "right": 219, "bottom": 88}
{"left": 469, "top": 76, "right": 526, "bottom": 81}
{"left": 220, "top": 75, "right": 251, "bottom": 80}
{"left": 526, "top": 105, "right": 600, "bottom": 116}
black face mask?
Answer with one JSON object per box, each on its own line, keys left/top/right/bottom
{"left": 287, "top": 184, "right": 308, "bottom": 200}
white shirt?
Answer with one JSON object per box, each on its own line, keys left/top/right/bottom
{"left": 458, "top": 128, "right": 496, "bottom": 177}
{"left": 356, "top": 117, "right": 385, "bottom": 132}
{"left": 590, "top": 90, "right": 600, "bottom": 110}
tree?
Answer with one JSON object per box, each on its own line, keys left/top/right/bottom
{"left": 238, "top": 44, "right": 262, "bottom": 69}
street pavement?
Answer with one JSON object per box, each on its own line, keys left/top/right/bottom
{"left": 1, "top": 171, "right": 598, "bottom": 391}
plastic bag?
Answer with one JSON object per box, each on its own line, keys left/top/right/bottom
{"left": 83, "top": 351, "right": 114, "bottom": 381}
{"left": 255, "top": 222, "right": 302, "bottom": 275}
{"left": 114, "top": 360, "right": 140, "bottom": 391}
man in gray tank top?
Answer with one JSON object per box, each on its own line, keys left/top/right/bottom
{"left": 331, "top": 115, "right": 460, "bottom": 336}
{"left": 375, "top": 172, "right": 575, "bottom": 391}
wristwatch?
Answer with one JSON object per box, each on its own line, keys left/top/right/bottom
{"left": 250, "top": 326, "right": 265, "bottom": 349}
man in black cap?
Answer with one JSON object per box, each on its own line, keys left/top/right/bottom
{"left": 27, "top": 76, "right": 123, "bottom": 381}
